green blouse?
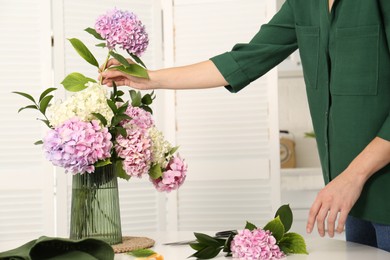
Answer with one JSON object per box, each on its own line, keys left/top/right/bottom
{"left": 211, "top": 0, "right": 390, "bottom": 224}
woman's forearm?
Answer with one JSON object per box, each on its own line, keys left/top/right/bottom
{"left": 149, "top": 60, "right": 228, "bottom": 90}
{"left": 347, "top": 136, "right": 390, "bottom": 184}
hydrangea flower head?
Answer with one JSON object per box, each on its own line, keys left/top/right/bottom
{"left": 95, "top": 8, "right": 149, "bottom": 56}
{"left": 115, "top": 127, "right": 152, "bottom": 177}
{"left": 151, "top": 156, "right": 187, "bottom": 192}
{"left": 47, "top": 82, "right": 113, "bottom": 127}
{"left": 231, "top": 229, "right": 285, "bottom": 260}
{"left": 148, "top": 127, "right": 172, "bottom": 167}
{"left": 43, "top": 118, "right": 112, "bottom": 174}
{"left": 122, "top": 105, "right": 154, "bottom": 130}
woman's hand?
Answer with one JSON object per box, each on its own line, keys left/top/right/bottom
{"left": 306, "top": 170, "right": 364, "bottom": 237}
{"left": 306, "top": 137, "right": 390, "bottom": 238}
{"left": 99, "top": 58, "right": 157, "bottom": 90}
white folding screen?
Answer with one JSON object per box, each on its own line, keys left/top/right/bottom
{"left": 52, "top": 0, "right": 166, "bottom": 236}
{"left": 171, "top": 0, "right": 281, "bottom": 231}
{"left": 0, "top": 0, "right": 55, "bottom": 249}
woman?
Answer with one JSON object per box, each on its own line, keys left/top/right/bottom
{"left": 100, "top": 0, "right": 390, "bottom": 251}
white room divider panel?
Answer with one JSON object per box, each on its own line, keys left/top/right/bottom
{"left": 171, "top": 0, "right": 281, "bottom": 231}
{"left": 0, "top": 0, "right": 55, "bottom": 249}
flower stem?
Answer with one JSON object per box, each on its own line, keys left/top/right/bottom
{"left": 100, "top": 52, "right": 111, "bottom": 85}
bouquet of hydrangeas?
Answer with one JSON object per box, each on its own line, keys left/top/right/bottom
{"left": 14, "top": 9, "right": 186, "bottom": 192}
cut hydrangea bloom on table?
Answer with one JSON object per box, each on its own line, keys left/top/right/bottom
{"left": 231, "top": 229, "right": 285, "bottom": 260}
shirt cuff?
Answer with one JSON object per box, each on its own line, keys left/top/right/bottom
{"left": 210, "top": 52, "right": 251, "bottom": 93}
{"left": 377, "top": 113, "right": 390, "bottom": 141}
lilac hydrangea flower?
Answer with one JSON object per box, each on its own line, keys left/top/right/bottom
{"left": 95, "top": 8, "right": 149, "bottom": 56}
{"left": 151, "top": 156, "right": 187, "bottom": 192}
{"left": 43, "top": 118, "right": 112, "bottom": 174}
{"left": 115, "top": 127, "right": 152, "bottom": 177}
{"left": 231, "top": 229, "right": 285, "bottom": 260}
{"left": 122, "top": 105, "right": 154, "bottom": 130}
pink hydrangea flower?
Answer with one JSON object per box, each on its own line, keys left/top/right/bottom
{"left": 43, "top": 118, "right": 112, "bottom": 174}
{"left": 151, "top": 156, "right": 187, "bottom": 192}
{"left": 115, "top": 128, "right": 152, "bottom": 177}
{"left": 231, "top": 229, "right": 285, "bottom": 260}
{"left": 95, "top": 8, "right": 149, "bottom": 56}
{"left": 122, "top": 105, "right": 154, "bottom": 130}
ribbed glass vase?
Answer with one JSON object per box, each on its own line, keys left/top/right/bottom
{"left": 70, "top": 164, "right": 122, "bottom": 245}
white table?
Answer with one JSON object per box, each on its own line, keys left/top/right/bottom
{"left": 115, "top": 232, "right": 390, "bottom": 260}
{"left": 1, "top": 232, "right": 389, "bottom": 259}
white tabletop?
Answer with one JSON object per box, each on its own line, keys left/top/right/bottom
{"left": 1, "top": 232, "right": 389, "bottom": 259}
{"left": 115, "top": 232, "right": 390, "bottom": 260}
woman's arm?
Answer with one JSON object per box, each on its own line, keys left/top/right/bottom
{"left": 100, "top": 60, "right": 228, "bottom": 90}
{"left": 306, "top": 136, "right": 390, "bottom": 237}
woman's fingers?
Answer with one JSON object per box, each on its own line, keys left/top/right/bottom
{"left": 101, "top": 70, "right": 129, "bottom": 81}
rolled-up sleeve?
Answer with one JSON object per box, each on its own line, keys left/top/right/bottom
{"left": 210, "top": 0, "right": 298, "bottom": 93}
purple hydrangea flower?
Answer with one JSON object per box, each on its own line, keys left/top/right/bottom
{"left": 151, "top": 156, "right": 187, "bottom": 192}
{"left": 115, "top": 127, "right": 152, "bottom": 177}
{"left": 95, "top": 8, "right": 149, "bottom": 56}
{"left": 231, "top": 229, "right": 285, "bottom": 260}
{"left": 43, "top": 118, "right": 112, "bottom": 174}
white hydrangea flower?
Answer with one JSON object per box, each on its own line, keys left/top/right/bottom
{"left": 149, "top": 127, "right": 172, "bottom": 167}
{"left": 47, "top": 82, "right": 114, "bottom": 127}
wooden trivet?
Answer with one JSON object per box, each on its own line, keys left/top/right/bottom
{"left": 112, "top": 236, "right": 155, "bottom": 254}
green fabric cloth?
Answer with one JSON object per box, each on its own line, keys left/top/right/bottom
{"left": 0, "top": 236, "right": 114, "bottom": 260}
{"left": 211, "top": 0, "right": 390, "bottom": 224}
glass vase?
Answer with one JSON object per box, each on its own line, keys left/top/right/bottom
{"left": 70, "top": 164, "right": 122, "bottom": 245}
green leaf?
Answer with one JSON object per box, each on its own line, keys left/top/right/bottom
{"left": 37, "top": 119, "right": 51, "bottom": 128}
{"left": 61, "top": 72, "right": 96, "bottom": 92}
{"left": 68, "top": 38, "right": 99, "bottom": 68}
{"left": 115, "top": 160, "right": 130, "bottom": 181}
{"left": 169, "top": 146, "right": 179, "bottom": 155}
{"left": 95, "top": 43, "right": 106, "bottom": 48}
{"left": 109, "top": 51, "right": 132, "bottom": 68}
{"left": 140, "top": 105, "right": 153, "bottom": 115}
{"left": 190, "top": 243, "right": 208, "bottom": 251}
{"left": 141, "top": 94, "right": 153, "bottom": 105}
{"left": 244, "top": 221, "right": 257, "bottom": 231}
{"left": 194, "top": 233, "right": 224, "bottom": 248}
{"left": 130, "top": 90, "right": 142, "bottom": 107}
{"left": 117, "top": 101, "right": 129, "bottom": 114}
{"left": 39, "top": 88, "right": 57, "bottom": 102}
{"left": 34, "top": 140, "right": 43, "bottom": 145}
{"left": 278, "top": 232, "right": 308, "bottom": 255}
{"left": 39, "top": 95, "right": 53, "bottom": 114}
{"left": 94, "top": 159, "right": 111, "bottom": 168}
{"left": 91, "top": 113, "right": 108, "bottom": 126}
{"left": 13, "top": 91, "right": 36, "bottom": 104}
{"left": 189, "top": 246, "right": 222, "bottom": 259}
{"left": 106, "top": 99, "right": 118, "bottom": 114}
{"left": 149, "top": 164, "right": 162, "bottom": 180}
{"left": 115, "top": 126, "right": 127, "bottom": 138}
{"left": 84, "top": 27, "right": 105, "bottom": 40}
{"left": 275, "top": 204, "right": 293, "bottom": 233}
{"left": 263, "top": 216, "right": 285, "bottom": 242}
{"left": 18, "top": 105, "right": 38, "bottom": 113}
{"left": 108, "top": 64, "right": 149, "bottom": 79}
{"left": 128, "top": 51, "right": 147, "bottom": 68}
{"left": 111, "top": 114, "right": 132, "bottom": 127}
{"left": 127, "top": 249, "right": 156, "bottom": 257}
